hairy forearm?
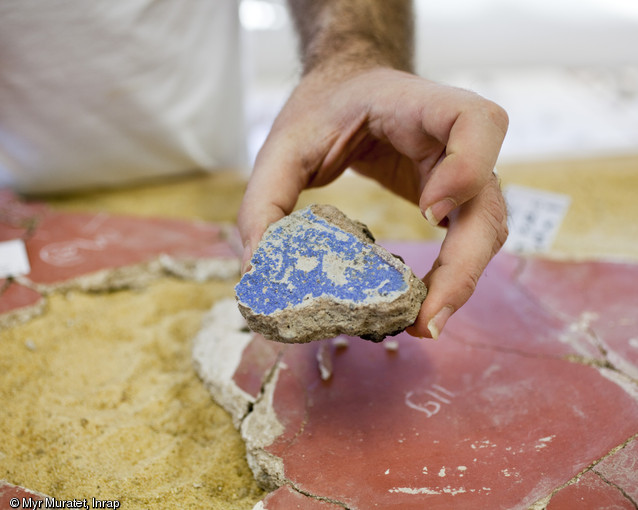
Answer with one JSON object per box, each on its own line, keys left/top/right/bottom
{"left": 286, "top": 0, "right": 414, "bottom": 75}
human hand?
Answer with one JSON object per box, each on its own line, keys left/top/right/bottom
{"left": 237, "top": 66, "right": 508, "bottom": 339}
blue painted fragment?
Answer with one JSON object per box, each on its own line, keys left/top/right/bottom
{"left": 236, "top": 208, "right": 407, "bottom": 315}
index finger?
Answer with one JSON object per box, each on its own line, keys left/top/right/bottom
{"left": 408, "top": 176, "right": 509, "bottom": 338}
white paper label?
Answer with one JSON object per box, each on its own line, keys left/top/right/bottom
{"left": 503, "top": 185, "right": 571, "bottom": 254}
{"left": 0, "top": 239, "right": 31, "bottom": 278}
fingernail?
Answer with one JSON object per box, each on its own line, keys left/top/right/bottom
{"left": 423, "top": 198, "right": 457, "bottom": 227}
{"left": 427, "top": 306, "right": 454, "bottom": 340}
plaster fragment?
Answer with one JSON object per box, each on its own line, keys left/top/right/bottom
{"left": 332, "top": 336, "right": 349, "bottom": 349}
{"left": 192, "top": 299, "right": 256, "bottom": 427}
{"left": 235, "top": 205, "right": 426, "bottom": 343}
{"left": 384, "top": 339, "right": 400, "bottom": 352}
{"left": 316, "top": 342, "right": 333, "bottom": 381}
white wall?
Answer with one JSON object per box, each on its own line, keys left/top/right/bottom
{"left": 241, "top": 0, "right": 638, "bottom": 80}
{"left": 240, "top": 0, "right": 638, "bottom": 163}
{"left": 415, "top": 0, "right": 638, "bottom": 74}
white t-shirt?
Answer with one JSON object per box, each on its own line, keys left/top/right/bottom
{"left": 0, "top": 0, "right": 246, "bottom": 194}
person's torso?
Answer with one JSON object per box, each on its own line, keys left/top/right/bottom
{"left": 0, "top": 0, "right": 245, "bottom": 193}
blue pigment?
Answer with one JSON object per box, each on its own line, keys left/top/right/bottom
{"left": 236, "top": 209, "right": 406, "bottom": 315}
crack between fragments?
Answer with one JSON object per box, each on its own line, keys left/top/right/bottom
{"left": 449, "top": 332, "right": 638, "bottom": 404}
{"left": 445, "top": 333, "right": 575, "bottom": 362}
{"left": 239, "top": 349, "right": 356, "bottom": 510}
{"left": 592, "top": 469, "right": 638, "bottom": 509}
{"left": 508, "top": 258, "right": 638, "bottom": 385}
{"left": 237, "top": 345, "right": 309, "bottom": 442}
{"left": 241, "top": 347, "right": 351, "bottom": 508}
{"left": 239, "top": 347, "right": 287, "bottom": 425}
{"left": 288, "top": 481, "right": 352, "bottom": 509}
{"left": 531, "top": 432, "right": 638, "bottom": 509}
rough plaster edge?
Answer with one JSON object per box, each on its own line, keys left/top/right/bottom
{"left": 602, "top": 349, "right": 638, "bottom": 383}
{"left": 158, "top": 254, "right": 240, "bottom": 282}
{"left": 527, "top": 433, "right": 638, "bottom": 510}
{"left": 240, "top": 362, "right": 286, "bottom": 491}
{"left": 566, "top": 313, "right": 638, "bottom": 382}
{"left": 17, "top": 256, "right": 239, "bottom": 295}
{"left": 192, "top": 299, "right": 256, "bottom": 427}
{"left": 513, "top": 264, "right": 638, "bottom": 380}
{"left": 0, "top": 480, "right": 49, "bottom": 499}
{"left": 191, "top": 299, "right": 291, "bottom": 495}
{"left": 29, "top": 261, "right": 160, "bottom": 294}
{"left": 598, "top": 367, "right": 638, "bottom": 401}
{"left": 0, "top": 297, "right": 46, "bottom": 330}
{"left": 237, "top": 203, "right": 426, "bottom": 344}
{"left": 557, "top": 314, "right": 606, "bottom": 360}
{"left": 528, "top": 492, "right": 552, "bottom": 510}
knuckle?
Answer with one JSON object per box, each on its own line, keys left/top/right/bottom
{"left": 478, "top": 186, "right": 509, "bottom": 252}
{"left": 481, "top": 99, "right": 510, "bottom": 136}
{"left": 459, "top": 269, "right": 480, "bottom": 299}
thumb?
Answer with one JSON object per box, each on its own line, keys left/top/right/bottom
{"left": 236, "top": 135, "right": 309, "bottom": 273}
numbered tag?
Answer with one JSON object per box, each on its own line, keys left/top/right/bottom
{"left": 0, "top": 239, "right": 31, "bottom": 278}
{"left": 503, "top": 185, "right": 571, "bottom": 254}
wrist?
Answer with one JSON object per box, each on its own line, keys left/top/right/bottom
{"left": 301, "top": 37, "right": 413, "bottom": 77}
{"left": 288, "top": 0, "right": 414, "bottom": 77}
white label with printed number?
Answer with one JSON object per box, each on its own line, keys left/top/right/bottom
{"left": 503, "top": 185, "right": 571, "bottom": 254}
{"left": 0, "top": 239, "right": 31, "bottom": 278}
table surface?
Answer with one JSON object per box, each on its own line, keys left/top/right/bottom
{"left": 44, "top": 154, "right": 638, "bottom": 259}
{"left": 3, "top": 154, "right": 637, "bottom": 509}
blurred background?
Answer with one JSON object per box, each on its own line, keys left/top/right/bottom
{"left": 239, "top": 0, "right": 638, "bottom": 166}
